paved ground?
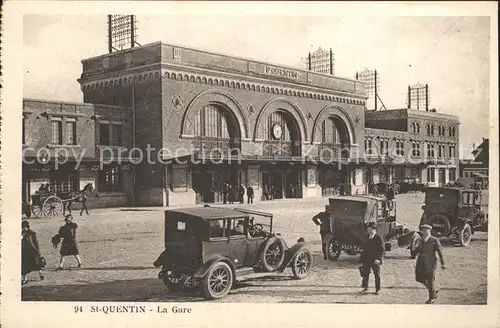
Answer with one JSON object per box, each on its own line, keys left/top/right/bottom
{"left": 21, "top": 193, "right": 487, "bottom": 304}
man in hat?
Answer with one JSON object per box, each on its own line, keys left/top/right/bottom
{"left": 415, "top": 224, "right": 445, "bottom": 304}
{"left": 312, "top": 205, "right": 332, "bottom": 260}
{"left": 360, "top": 221, "right": 384, "bottom": 295}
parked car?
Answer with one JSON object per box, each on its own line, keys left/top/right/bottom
{"left": 153, "top": 206, "right": 313, "bottom": 300}
{"left": 326, "top": 195, "right": 417, "bottom": 261}
{"left": 419, "top": 187, "right": 488, "bottom": 247}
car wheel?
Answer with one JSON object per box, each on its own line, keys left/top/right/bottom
{"left": 202, "top": 261, "right": 233, "bottom": 300}
{"left": 328, "top": 239, "right": 341, "bottom": 261}
{"left": 162, "top": 270, "right": 183, "bottom": 292}
{"left": 428, "top": 214, "right": 451, "bottom": 237}
{"left": 260, "top": 237, "right": 286, "bottom": 272}
{"left": 410, "top": 233, "right": 421, "bottom": 259}
{"left": 458, "top": 223, "right": 472, "bottom": 247}
{"left": 291, "top": 248, "right": 313, "bottom": 279}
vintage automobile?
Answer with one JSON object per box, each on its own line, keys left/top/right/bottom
{"left": 326, "top": 195, "right": 417, "bottom": 261}
{"left": 153, "top": 206, "right": 313, "bottom": 300}
{"left": 419, "top": 187, "right": 488, "bottom": 247}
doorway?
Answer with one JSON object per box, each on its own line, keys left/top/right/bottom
{"left": 438, "top": 168, "right": 446, "bottom": 187}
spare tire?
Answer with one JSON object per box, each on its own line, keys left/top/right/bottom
{"left": 428, "top": 214, "right": 451, "bottom": 237}
{"left": 259, "top": 237, "right": 286, "bottom": 272}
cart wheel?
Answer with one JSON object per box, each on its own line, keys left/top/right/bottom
{"left": 202, "top": 261, "right": 233, "bottom": 300}
{"left": 291, "top": 248, "right": 313, "bottom": 279}
{"left": 43, "top": 196, "right": 64, "bottom": 217}
{"left": 409, "top": 233, "right": 421, "bottom": 259}
{"left": 32, "top": 205, "right": 44, "bottom": 218}
{"left": 458, "top": 223, "right": 472, "bottom": 247}
{"left": 328, "top": 239, "right": 342, "bottom": 261}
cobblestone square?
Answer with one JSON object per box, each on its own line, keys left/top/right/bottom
{"left": 21, "top": 193, "right": 487, "bottom": 304}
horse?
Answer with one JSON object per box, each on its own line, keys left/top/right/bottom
{"left": 58, "top": 183, "right": 99, "bottom": 216}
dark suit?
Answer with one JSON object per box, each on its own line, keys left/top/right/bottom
{"left": 360, "top": 233, "right": 384, "bottom": 291}
{"left": 246, "top": 186, "right": 254, "bottom": 204}
{"left": 312, "top": 211, "right": 332, "bottom": 259}
{"left": 415, "top": 236, "right": 445, "bottom": 299}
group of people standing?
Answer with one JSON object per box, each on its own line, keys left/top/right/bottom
{"left": 21, "top": 214, "right": 82, "bottom": 284}
{"left": 312, "top": 204, "right": 445, "bottom": 304}
{"left": 222, "top": 183, "right": 255, "bottom": 204}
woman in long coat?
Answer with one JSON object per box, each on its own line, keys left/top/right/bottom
{"left": 22, "top": 220, "right": 44, "bottom": 284}
{"left": 52, "top": 214, "right": 82, "bottom": 270}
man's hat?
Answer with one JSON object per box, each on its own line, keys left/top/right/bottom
{"left": 367, "top": 222, "right": 377, "bottom": 229}
{"left": 64, "top": 214, "right": 73, "bottom": 222}
{"left": 420, "top": 224, "right": 432, "bottom": 230}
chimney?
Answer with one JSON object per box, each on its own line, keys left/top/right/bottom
{"left": 473, "top": 143, "right": 476, "bottom": 150}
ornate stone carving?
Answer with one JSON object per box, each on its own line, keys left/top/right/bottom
{"left": 247, "top": 103, "right": 255, "bottom": 116}
{"left": 172, "top": 94, "right": 184, "bottom": 109}
{"left": 307, "top": 111, "right": 313, "bottom": 121}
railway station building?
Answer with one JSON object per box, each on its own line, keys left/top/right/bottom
{"left": 22, "top": 41, "right": 460, "bottom": 208}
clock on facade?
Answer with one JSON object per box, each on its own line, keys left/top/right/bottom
{"left": 272, "top": 124, "right": 283, "bottom": 139}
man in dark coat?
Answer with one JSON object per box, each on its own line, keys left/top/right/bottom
{"left": 238, "top": 184, "right": 245, "bottom": 204}
{"left": 360, "top": 222, "right": 384, "bottom": 295}
{"left": 339, "top": 183, "right": 345, "bottom": 196}
{"left": 312, "top": 205, "right": 332, "bottom": 259}
{"left": 228, "top": 185, "right": 234, "bottom": 204}
{"left": 246, "top": 185, "right": 254, "bottom": 204}
{"left": 222, "top": 183, "right": 229, "bottom": 204}
{"left": 415, "top": 224, "right": 446, "bottom": 304}
{"left": 386, "top": 185, "right": 395, "bottom": 200}
{"left": 22, "top": 220, "right": 44, "bottom": 284}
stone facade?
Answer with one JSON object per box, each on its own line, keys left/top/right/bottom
{"left": 77, "top": 42, "right": 369, "bottom": 206}
{"left": 22, "top": 99, "right": 134, "bottom": 208}
{"left": 22, "top": 41, "right": 463, "bottom": 208}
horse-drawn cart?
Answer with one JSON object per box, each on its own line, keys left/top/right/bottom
{"left": 22, "top": 191, "right": 64, "bottom": 218}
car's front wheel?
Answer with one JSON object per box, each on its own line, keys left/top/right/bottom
{"left": 458, "top": 223, "right": 472, "bottom": 247}
{"left": 202, "top": 261, "right": 233, "bottom": 300}
{"left": 291, "top": 248, "right": 313, "bottom": 279}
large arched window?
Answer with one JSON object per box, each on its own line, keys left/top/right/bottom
{"left": 193, "top": 105, "right": 240, "bottom": 154}
{"left": 263, "top": 110, "right": 300, "bottom": 156}
{"left": 321, "top": 118, "right": 341, "bottom": 144}
{"left": 194, "top": 105, "right": 233, "bottom": 138}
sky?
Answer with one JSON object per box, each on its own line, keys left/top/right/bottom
{"left": 23, "top": 14, "right": 491, "bottom": 157}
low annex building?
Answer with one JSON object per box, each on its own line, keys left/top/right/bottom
{"left": 22, "top": 41, "right": 460, "bottom": 207}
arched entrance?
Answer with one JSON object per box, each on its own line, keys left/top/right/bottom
{"left": 315, "top": 114, "right": 352, "bottom": 196}
{"left": 261, "top": 109, "right": 302, "bottom": 200}
{"left": 190, "top": 104, "right": 243, "bottom": 203}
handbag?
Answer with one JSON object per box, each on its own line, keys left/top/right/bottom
{"left": 37, "top": 256, "right": 47, "bottom": 269}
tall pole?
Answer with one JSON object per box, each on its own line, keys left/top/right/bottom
{"left": 329, "top": 48, "right": 333, "bottom": 75}
{"left": 130, "top": 15, "right": 135, "bottom": 48}
{"left": 107, "top": 15, "right": 113, "bottom": 53}
{"left": 417, "top": 87, "right": 420, "bottom": 110}
{"left": 425, "top": 84, "right": 429, "bottom": 111}
{"left": 408, "top": 85, "right": 411, "bottom": 109}
{"left": 131, "top": 81, "right": 136, "bottom": 206}
{"left": 308, "top": 52, "right": 311, "bottom": 71}
{"left": 374, "top": 70, "right": 378, "bottom": 111}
